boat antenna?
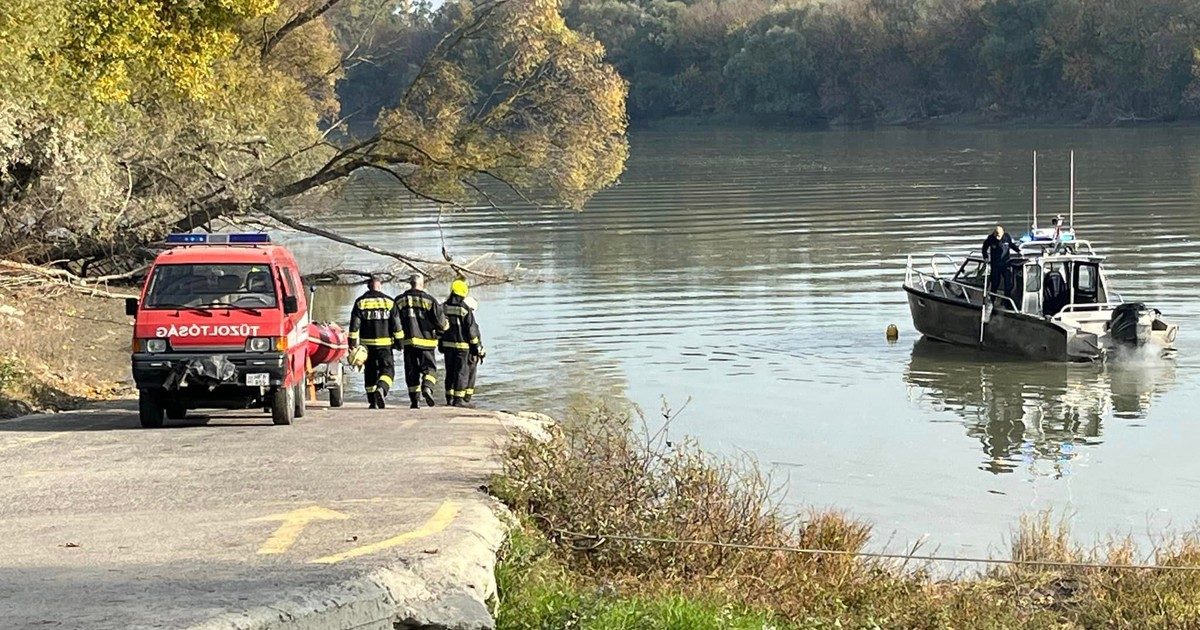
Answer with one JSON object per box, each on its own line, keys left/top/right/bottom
{"left": 1069, "top": 150, "right": 1075, "bottom": 227}
{"left": 1032, "top": 150, "right": 1038, "bottom": 230}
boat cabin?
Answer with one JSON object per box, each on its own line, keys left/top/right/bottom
{"left": 951, "top": 240, "right": 1110, "bottom": 319}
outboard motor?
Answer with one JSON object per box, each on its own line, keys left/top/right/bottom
{"left": 1109, "top": 303, "right": 1151, "bottom": 347}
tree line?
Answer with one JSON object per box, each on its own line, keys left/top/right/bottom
{"left": 548, "top": 0, "right": 1200, "bottom": 125}
{"left": 0, "top": 0, "right": 628, "bottom": 272}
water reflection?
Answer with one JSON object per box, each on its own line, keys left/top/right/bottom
{"left": 904, "top": 338, "right": 1177, "bottom": 475}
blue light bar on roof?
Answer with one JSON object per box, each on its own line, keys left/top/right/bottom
{"left": 165, "top": 234, "right": 208, "bottom": 244}
{"left": 228, "top": 233, "right": 271, "bottom": 244}
{"left": 164, "top": 233, "right": 271, "bottom": 245}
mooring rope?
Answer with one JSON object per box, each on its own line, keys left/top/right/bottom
{"left": 553, "top": 528, "right": 1200, "bottom": 573}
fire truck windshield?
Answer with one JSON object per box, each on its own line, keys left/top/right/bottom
{"left": 144, "top": 264, "right": 278, "bottom": 309}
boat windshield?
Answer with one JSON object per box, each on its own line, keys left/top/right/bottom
{"left": 953, "top": 259, "right": 987, "bottom": 288}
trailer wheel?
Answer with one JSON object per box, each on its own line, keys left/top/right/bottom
{"left": 329, "top": 381, "right": 344, "bottom": 408}
{"left": 166, "top": 402, "right": 187, "bottom": 421}
{"left": 139, "top": 391, "right": 165, "bottom": 428}
{"left": 293, "top": 382, "right": 306, "bottom": 418}
{"left": 271, "top": 386, "right": 294, "bottom": 425}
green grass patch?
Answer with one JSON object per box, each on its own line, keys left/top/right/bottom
{"left": 495, "top": 522, "right": 792, "bottom": 630}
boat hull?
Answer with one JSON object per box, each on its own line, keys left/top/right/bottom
{"left": 904, "top": 286, "right": 1087, "bottom": 361}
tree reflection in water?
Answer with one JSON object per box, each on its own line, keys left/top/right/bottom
{"left": 904, "top": 338, "right": 1177, "bottom": 476}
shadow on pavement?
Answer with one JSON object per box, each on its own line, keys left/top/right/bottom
{"left": 0, "top": 404, "right": 286, "bottom": 432}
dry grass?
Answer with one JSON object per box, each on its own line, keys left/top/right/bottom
{"left": 492, "top": 399, "right": 1200, "bottom": 628}
{"left": 0, "top": 287, "right": 132, "bottom": 417}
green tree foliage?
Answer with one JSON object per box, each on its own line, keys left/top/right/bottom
{"left": 0, "top": 0, "right": 629, "bottom": 269}
{"left": 490, "top": 0, "right": 1200, "bottom": 125}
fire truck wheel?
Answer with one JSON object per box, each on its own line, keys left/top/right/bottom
{"left": 165, "top": 402, "right": 187, "bottom": 421}
{"left": 271, "top": 386, "right": 294, "bottom": 426}
{"left": 139, "top": 391, "right": 165, "bottom": 428}
{"left": 293, "top": 382, "right": 306, "bottom": 419}
{"left": 329, "top": 382, "right": 344, "bottom": 408}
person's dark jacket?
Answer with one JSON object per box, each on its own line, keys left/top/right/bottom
{"left": 348, "top": 290, "right": 404, "bottom": 348}
{"left": 981, "top": 232, "right": 1020, "bottom": 266}
{"left": 396, "top": 288, "right": 448, "bottom": 350}
{"left": 439, "top": 294, "right": 482, "bottom": 356}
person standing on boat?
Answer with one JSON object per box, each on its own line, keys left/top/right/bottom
{"left": 981, "top": 225, "right": 1021, "bottom": 299}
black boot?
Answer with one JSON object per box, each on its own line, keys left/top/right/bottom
{"left": 409, "top": 393, "right": 420, "bottom": 409}
{"left": 376, "top": 392, "right": 386, "bottom": 409}
{"left": 369, "top": 393, "right": 378, "bottom": 409}
{"left": 423, "top": 386, "right": 436, "bottom": 407}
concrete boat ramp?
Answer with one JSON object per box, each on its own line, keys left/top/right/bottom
{"left": 0, "top": 401, "right": 547, "bottom": 629}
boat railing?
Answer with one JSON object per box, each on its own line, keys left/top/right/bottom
{"left": 929, "top": 253, "right": 957, "bottom": 278}
{"left": 1019, "top": 239, "right": 1098, "bottom": 258}
{"left": 1055, "top": 302, "right": 1125, "bottom": 315}
{"left": 906, "top": 256, "right": 1018, "bottom": 311}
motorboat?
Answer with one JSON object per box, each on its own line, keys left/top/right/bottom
{"left": 902, "top": 152, "right": 1178, "bottom": 362}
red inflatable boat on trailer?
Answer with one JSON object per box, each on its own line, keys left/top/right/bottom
{"left": 305, "top": 322, "right": 348, "bottom": 407}
{"left": 307, "top": 322, "right": 348, "bottom": 365}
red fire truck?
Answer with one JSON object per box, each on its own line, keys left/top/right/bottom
{"left": 127, "top": 234, "right": 346, "bottom": 427}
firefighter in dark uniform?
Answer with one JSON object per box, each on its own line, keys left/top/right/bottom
{"left": 348, "top": 276, "right": 405, "bottom": 409}
{"left": 397, "top": 273, "right": 448, "bottom": 409}
{"left": 440, "top": 280, "right": 485, "bottom": 407}
{"left": 462, "top": 295, "right": 484, "bottom": 405}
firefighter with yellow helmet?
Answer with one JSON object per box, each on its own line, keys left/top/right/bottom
{"left": 440, "top": 278, "right": 484, "bottom": 407}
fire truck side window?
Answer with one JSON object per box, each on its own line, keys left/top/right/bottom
{"left": 280, "top": 267, "right": 298, "bottom": 298}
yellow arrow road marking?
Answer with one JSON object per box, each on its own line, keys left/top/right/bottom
{"left": 252, "top": 506, "right": 349, "bottom": 555}
{"left": 312, "top": 501, "right": 459, "bottom": 565}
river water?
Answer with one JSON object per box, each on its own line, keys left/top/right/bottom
{"left": 292, "top": 126, "right": 1200, "bottom": 558}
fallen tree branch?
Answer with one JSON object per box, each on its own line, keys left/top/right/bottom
{"left": 259, "top": 209, "right": 513, "bottom": 283}
{"left": 0, "top": 260, "right": 140, "bottom": 300}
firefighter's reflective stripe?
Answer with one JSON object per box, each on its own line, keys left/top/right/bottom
{"left": 397, "top": 289, "right": 447, "bottom": 345}
{"left": 379, "top": 375, "right": 393, "bottom": 386}
{"left": 400, "top": 295, "right": 435, "bottom": 310}
{"left": 365, "top": 385, "right": 377, "bottom": 393}
{"left": 358, "top": 298, "right": 394, "bottom": 310}
{"left": 350, "top": 290, "right": 402, "bottom": 350}
{"left": 440, "top": 294, "right": 480, "bottom": 354}
{"left": 408, "top": 385, "right": 422, "bottom": 393}
{"left": 424, "top": 373, "right": 437, "bottom": 383}
{"left": 464, "top": 387, "right": 474, "bottom": 396}
{"left": 392, "top": 331, "right": 406, "bottom": 340}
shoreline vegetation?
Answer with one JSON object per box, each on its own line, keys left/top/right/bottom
{"left": 551, "top": 0, "right": 1200, "bottom": 128}
{"left": 491, "top": 400, "right": 1200, "bottom": 628}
